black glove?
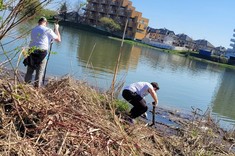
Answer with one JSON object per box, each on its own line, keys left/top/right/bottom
{"left": 152, "top": 101, "right": 156, "bottom": 106}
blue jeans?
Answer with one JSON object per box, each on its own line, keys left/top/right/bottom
{"left": 24, "top": 54, "right": 47, "bottom": 88}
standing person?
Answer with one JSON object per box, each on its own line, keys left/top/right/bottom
{"left": 122, "top": 82, "right": 159, "bottom": 123}
{"left": 24, "top": 17, "right": 61, "bottom": 87}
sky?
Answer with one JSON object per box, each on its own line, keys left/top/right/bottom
{"left": 130, "top": 0, "right": 235, "bottom": 49}
{"left": 59, "top": 0, "right": 235, "bottom": 49}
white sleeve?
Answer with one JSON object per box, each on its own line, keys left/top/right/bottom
{"left": 48, "top": 29, "right": 58, "bottom": 40}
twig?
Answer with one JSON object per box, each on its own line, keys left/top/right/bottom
{"left": 229, "top": 143, "right": 235, "bottom": 152}
{"left": 58, "top": 131, "right": 69, "bottom": 155}
{"left": 34, "top": 121, "right": 53, "bottom": 146}
{"left": 86, "top": 43, "right": 96, "bottom": 68}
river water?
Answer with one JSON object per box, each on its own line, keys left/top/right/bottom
{"left": 1, "top": 23, "right": 235, "bottom": 130}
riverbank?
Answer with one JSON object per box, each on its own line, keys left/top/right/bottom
{"left": 0, "top": 70, "right": 234, "bottom": 155}
{"left": 108, "top": 36, "right": 235, "bottom": 70}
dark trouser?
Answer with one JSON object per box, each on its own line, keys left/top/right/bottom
{"left": 24, "top": 49, "right": 47, "bottom": 87}
{"left": 122, "top": 89, "right": 148, "bottom": 119}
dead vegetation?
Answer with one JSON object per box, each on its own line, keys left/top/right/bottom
{"left": 0, "top": 74, "right": 234, "bottom": 156}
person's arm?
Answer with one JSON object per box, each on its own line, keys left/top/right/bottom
{"left": 54, "top": 23, "right": 61, "bottom": 42}
{"left": 148, "top": 88, "right": 158, "bottom": 105}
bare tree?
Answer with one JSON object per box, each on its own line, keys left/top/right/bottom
{"left": 59, "top": 1, "right": 67, "bottom": 20}
{"left": 73, "top": 0, "right": 86, "bottom": 14}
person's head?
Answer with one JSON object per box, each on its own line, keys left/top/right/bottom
{"left": 151, "top": 82, "right": 160, "bottom": 91}
{"left": 38, "top": 17, "right": 47, "bottom": 25}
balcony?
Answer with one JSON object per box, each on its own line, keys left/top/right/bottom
{"left": 100, "top": 0, "right": 106, "bottom": 4}
{"left": 110, "top": 1, "right": 117, "bottom": 6}
{"left": 90, "top": 0, "right": 99, "bottom": 3}
{"left": 109, "top": 10, "right": 116, "bottom": 14}
{"left": 97, "top": 6, "right": 102, "bottom": 10}
{"left": 106, "top": 8, "right": 111, "bottom": 13}
{"left": 117, "top": 10, "right": 127, "bottom": 16}
{"left": 231, "top": 38, "right": 235, "bottom": 43}
{"left": 88, "top": 6, "right": 95, "bottom": 11}
{"left": 128, "top": 20, "right": 134, "bottom": 27}
{"left": 230, "top": 43, "right": 235, "bottom": 48}
{"left": 99, "top": 9, "right": 105, "bottom": 13}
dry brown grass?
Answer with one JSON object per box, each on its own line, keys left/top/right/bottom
{"left": 0, "top": 74, "right": 234, "bottom": 156}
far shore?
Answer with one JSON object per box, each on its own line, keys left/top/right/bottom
{"left": 108, "top": 36, "right": 235, "bottom": 70}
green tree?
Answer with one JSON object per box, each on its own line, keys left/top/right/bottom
{"left": 73, "top": 0, "right": 87, "bottom": 13}
{"left": 0, "top": 0, "right": 4, "bottom": 10}
{"left": 99, "top": 17, "right": 121, "bottom": 32}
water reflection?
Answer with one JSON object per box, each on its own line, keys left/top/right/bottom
{"left": 78, "top": 34, "right": 132, "bottom": 73}
{"left": 212, "top": 68, "right": 235, "bottom": 128}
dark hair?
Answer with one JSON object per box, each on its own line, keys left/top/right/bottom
{"left": 151, "top": 82, "right": 159, "bottom": 90}
{"left": 38, "top": 17, "right": 47, "bottom": 24}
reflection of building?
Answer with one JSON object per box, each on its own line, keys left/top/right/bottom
{"left": 84, "top": 0, "right": 149, "bottom": 40}
{"left": 211, "top": 69, "right": 235, "bottom": 120}
{"left": 126, "top": 45, "right": 141, "bottom": 69}
{"left": 77, "top": 32, "right": 141, "bottom": 73}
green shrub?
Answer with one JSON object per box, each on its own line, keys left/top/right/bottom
{"left": 99, "top": 17, "right": 121, "bottom": 32}
{"left": 114, "top": 100, "right": 129, "bottom": 113}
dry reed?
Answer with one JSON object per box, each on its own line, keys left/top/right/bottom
{"left": 0, "top": 74, "right": 234, "bottom": 156}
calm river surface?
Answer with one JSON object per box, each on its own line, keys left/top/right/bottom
{"left": 2, "top": 24, "right": 235, "bottom": 130}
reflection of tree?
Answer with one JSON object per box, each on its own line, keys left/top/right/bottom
{"left": 77, "top": 34, "right": 133, "bottom": 73}
{"left": 211, "top": 69, "right": 235, "bottom": 119}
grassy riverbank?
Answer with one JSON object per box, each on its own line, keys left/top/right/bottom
{"left": 0, "top": 69, "right": 234, "bottom": 155}
{"left": 109, "top": 36, "right": 235, "bottom": 70}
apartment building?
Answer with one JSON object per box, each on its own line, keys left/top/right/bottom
{"left": 84, "top": 0, "right": 149, "bottom": 40}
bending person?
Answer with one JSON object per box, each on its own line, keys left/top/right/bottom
{"left": 122, "top": 82, "right": 159, "bottom": 123}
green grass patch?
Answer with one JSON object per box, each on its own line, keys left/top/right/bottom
{"left": 113, "top": 100, "right": 129, "bottom": 113}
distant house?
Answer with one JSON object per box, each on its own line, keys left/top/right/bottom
{"left": 175, "top": 34, "right": 195, "bottom": 50}
{"left": 163, "top": 35, "right": 174, "bottom": 45}
{"left": 147, "top": 27, "right": 175, "bottom": 43}
{"left": 214, "top": 46, "right": 226, "bottom": 56}
{"left": 142, "top": 32, "right": 174, "bottom": 50}
{"left": 65, "top": 11, "right": 81, "bottom": 23}
{"left": 194, "top": 39, "right": 215, "bottom": 52}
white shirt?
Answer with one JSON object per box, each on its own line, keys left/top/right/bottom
{"left": 29, "top": 25, "right": 58, "bottom": 50}
{"left": 124, "top": 82, "right": 154, "bottom": 98}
